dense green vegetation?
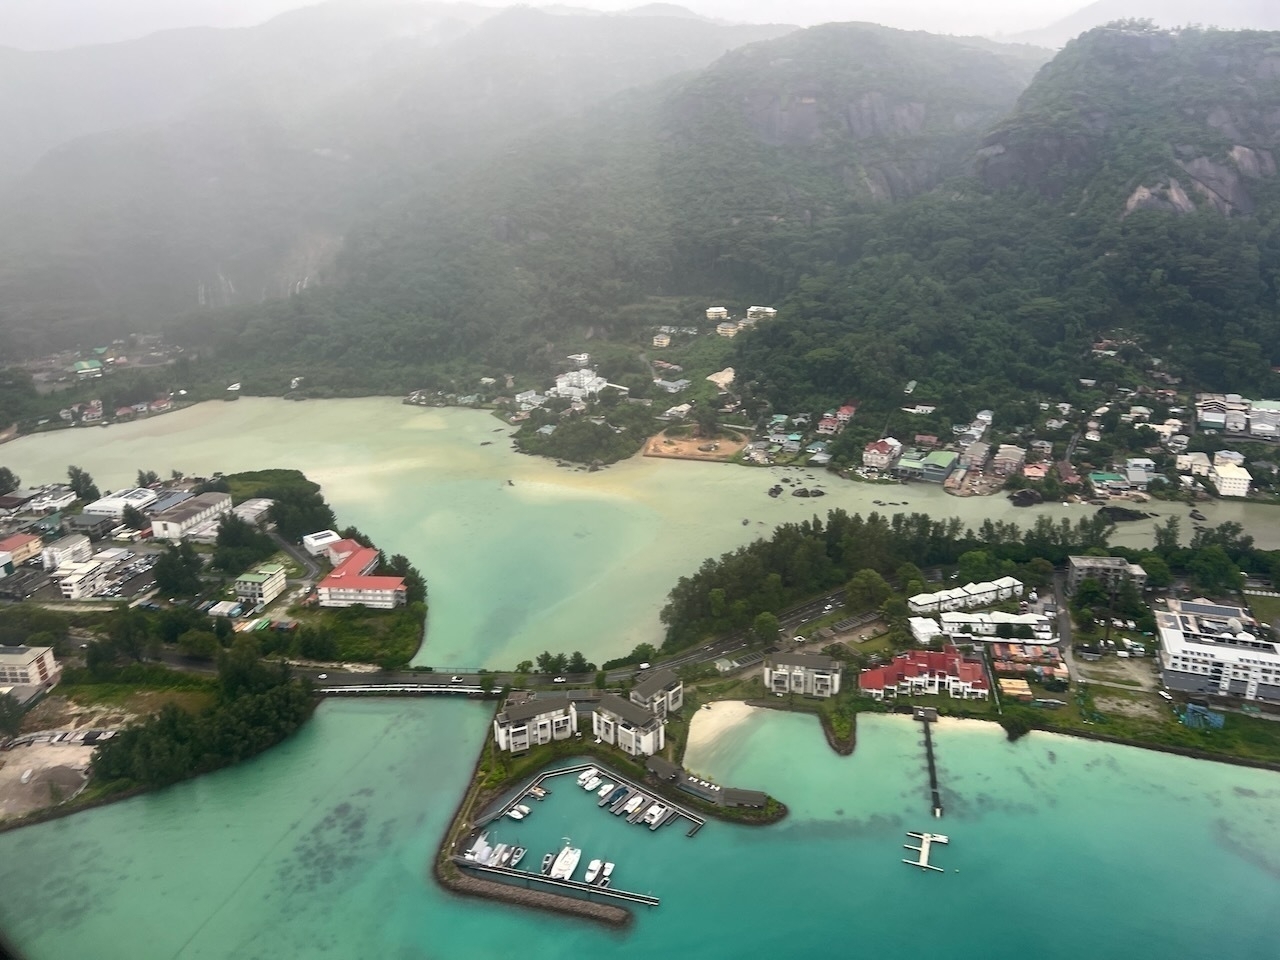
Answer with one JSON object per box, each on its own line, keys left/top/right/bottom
{"left": 660, "top": 509, "right": 1115, "bottom": 650}
{"left": 90, "top": 637, "right": 313, "bottom": 789}
{"left": 199, "top": 469, "right": 336, "bottom": 540}
{"left": 266, "top": 604, "right": 427, "bottom": 669}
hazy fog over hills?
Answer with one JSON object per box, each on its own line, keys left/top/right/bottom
{"left": 1010, "top": 0, "right": 1280, "bottom": 47}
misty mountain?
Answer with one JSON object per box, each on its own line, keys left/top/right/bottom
{"left": 1011, "top": 0, "right": 1280, "bottom": 48}
{"left": 149, "top": 22, "right": 1047, "bottom": 383}
{"left": 0, "top": 5, "right": 794, "bottom": 352}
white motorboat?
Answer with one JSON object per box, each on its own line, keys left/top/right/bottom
{"left": 540, "top": 853, "right": 554, "bottom": 875}
{"left": 464, "top": 832, "right": 492, "bottom": 862}
{"left": 550, "top": 840, "right": 582, "bottom": 880}
{"left": 596, "top": 782, "right": 615, "bottom": 798}
{"left": 576, "top": 767, "right": 598, "bottom": 786}
{"left": 643, "top": 804, "right": 667, "bottom": 826}
{"left": 600, "top": 862, "right": 615, "bottom": 884}
{"left": 507, "top": 807, "right": 525, "bottom": 821}
{"left": 510, "top": 847, "right": 526, "bottom": 868}
{"left": 584, "top": 859, "right": 603, "bottom": 884}
{"left": 489, "top": 843, "right": 509, "bottom": 866}
{"left": 583, "top": 776, "right": 602, "bottom": 792}
{"left": 622, "top": 794, "right": 646, "bottom": 815}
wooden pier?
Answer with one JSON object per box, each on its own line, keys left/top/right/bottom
{"left": 454, "top": 857, "right": 660, "bottom": 906}
{"left": 921, "top": 718, "right": 944, "bottom": 818}
{"left": 902, "top": 831, "right": 949, "bottom": 873}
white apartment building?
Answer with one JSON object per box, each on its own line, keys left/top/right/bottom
{"left": 746, "top": 306, "right": 777, "bottom": 320}
{"left": 81, "top": 487, "right": 159, "bottom": 518}
{"left": 1210, "top": 462, "right": 1252, "bottom": 498}
{"left": 592, "top": 694, "right": 665, "bottom": 756}
{"left": 0, "top": 645, "right": 60, "bottom": 688}
{"left": 763, "top": 653, "right": 842, "bottom": 698}
{"left": 28, "top": 485, "right": 78, "bottom": 512}
{"left": 550, "top": 368, "right": 607, "bottom": 400}
{"left": 151, "top": 492, "right": 233, "bottom": 541}
{"left": 630, "top": 668, "right": 684, "bottom": 719}
{"left": 302, "top": 530, "right": 341, "bottom": 555}
{"left": 54, "top": 559, "right": 111, "bottom": 599}
{"left": 938, "top": 610, "right": 1054, "bottom": 641}
{"left": 908, "top": 577, "right": 1023, "bottom": 615}
{"left": 235, "top": 563, "right": 288, "bottom": 608}
{"left": 493, "top": 697, "right": 578, "bottom": 752}
{"left": 1176, "top": 451, "right": 1212, "bottom": 476}
{"left": 1066, "top": 556, "right": 1147, "bottom": 594}
{"left": 1158, "top": 599, "right": 1280, "bottom": 701}
{"left": 42, "top": 534, "right": 92, "bottom": 571}
{"left": 1249, "top": 400, "right": 1280, "bottom": 437}
{"left": 652, "top": 333, "right": 671, "bottom": 348}
{"left": 706, "top": 306, "right": 729, "bottom": 321}
{"left": 715, "top": 321, "right": 739, "bottom": 338}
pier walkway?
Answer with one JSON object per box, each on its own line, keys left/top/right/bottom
{"left": 903, "top": 832, "right": 948, "bottom": 872}
{"left": 918, "top": 714, "right": 944, "bottom": 818}
{"left": 453, "top": 858, "right": 660, "bottom": 907}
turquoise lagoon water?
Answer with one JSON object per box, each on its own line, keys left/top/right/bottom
{"left": 2, "top": 701, "right": 1278, "bottom": 959}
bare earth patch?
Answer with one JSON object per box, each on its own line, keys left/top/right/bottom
{"left": 0, "top": 742, "right": 93, "bottom": 821}
{"left": 644, "top": 430, "right": 748, "bottom": 462}
{"left": 1095, "top": 694, "right": 1165, "bottom": 721}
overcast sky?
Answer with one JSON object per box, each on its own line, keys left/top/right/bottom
{"left": 0, "top": 0, "right": 1089, "bottom": 50}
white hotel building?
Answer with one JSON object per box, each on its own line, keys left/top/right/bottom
{"left": 0, "top": 644, "right": 60, "bottom": 689}
{"left": 1158, "top": 599, "right": 1280, "bottom": 702}
{"left": 492, "top": 697, "right": 578, "bottom": 753}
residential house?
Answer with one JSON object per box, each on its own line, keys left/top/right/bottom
{"left": 1214, "top": 450, "right": 1245, "bottom": 466}
{"left": 1176, "top": 452, "right": 1212, "bottom": 476}
{"left": 566, "top": 353, "right": 591, "bottom": 366}
{"left": 1023, "top": 463, "right": 1049, "bottom": 480}
{"left": 235, "top": 563, "right": 288, "bottom": 608}
{"left": 493, "top": 697, "right": 578, "bottom": 752}
{"left": 959, "top": 441, "right": 990, "bottom": 470}
{"left": 652, "top": 333, "right": 671, "bottom": 348}
{"left": 914, "top": 434, "right": 939, "bottom": 449}
{"left": 862, "top": 437, "right": 902, "bottom": 470}
{"left": 816, "top": 416, "right": 841, "bottom": 435}
{"left": 782, "top": 433, "right": 803, "bottom": 454}
{"left": 317, "top": 546, "right": 406, "bottom": 609}
{"left": 992, "top": 445, "right": 1026, "bottom": 476}
{"left": 715, "top": 321, "right": 739, "bottom": 338}
{"left": 746, "top": 306, "right": 777, "bottom": 320}
{"left": 858, "top": 646, "right": 989, "bottom": 700}
{"left": 706, "top": 306, "right": 729, "bottom": 322}
{"left": 805, "top": 440, "right": 829, "bottom": 455}
{"left": 1030, "top": 439, "right": 1054, "bottom": 457}
{"left": 653, "top": 378, "right": 692, "bottom": 394}
{"left": 149, "top": 396, "right": 173, "bottom": 413}
{"left": 902, "top": 403, "right": 938, "bottom": 415}
{"left": 763, "top": 653, "right": 842, "bottom": 698}
{"left": 836, "top": 404, "right": 857, "bottom": 423}
{"left": 630, "top": 668, "right": 684, "bottom": 719}
{"left": 592, "top": 694, "right": 665, "bottom": 756}
{"left": 1066, "top": 556, "right": 1148, "bottom": 594}
{"left": 1210, "top": 462, "right": 1252, "bottom": 498}
{"left": 938, "top": 610, "right": 1053, "bottom": 641}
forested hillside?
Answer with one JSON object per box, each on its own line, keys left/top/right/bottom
{"left": 0, "top": 5, "right": 794, "bottom": 355}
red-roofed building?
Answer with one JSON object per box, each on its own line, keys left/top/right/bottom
{"left": 317, "top": 547, "right": 406, "bottom": 609}
{"left": 836, "top": 403, "right": 858, "bottom": 423}
{"left": 325, "top": 539, "right": 364, "bottom": 567}
{"left": 862, "top": 437, "right": 902, "bottom": 470}
{"left": 816, "top": 416, "right": 841, "bottom": 436}
{"left": 0, "top": 533, "right": 42, "bottom": 566}
{"left": 914, "top": 434, "right": 939, "bottom": 449}
{"left": 858, "top": 646, "right": 989, "bottom": 701}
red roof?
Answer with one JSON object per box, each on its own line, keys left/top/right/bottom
{"left": 858, "top": 645, "right": 987, "bottom": 690}
{"left": 0, "top": 533, "right": 40, "bottom": 552}
{"left": 865, "top": 440, "right": 894, "bottom": 455}
{"left": 319, "top": 547, "right": 405, "bottom": 594}
{"left": 327, "top": 538, "right": 364, "bottom": 563}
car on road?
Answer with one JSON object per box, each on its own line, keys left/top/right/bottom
{"left": 553, "top": 676, "right": 566, "bottom": 683}
{"left": 823, "top": 604, "right": 833, "bottom": 612}
{"left": 792, "top": 636, "right": 804, "bottom": 643}
{"left": 317, "top": 673, "right": 328, "bottom": 680}
{"left": 450, "top": 675, "right": 464, "bottom": 683}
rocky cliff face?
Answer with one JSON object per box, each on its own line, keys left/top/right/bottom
{"left": 976, "top": 26, "right": 1280, "bottom": 217}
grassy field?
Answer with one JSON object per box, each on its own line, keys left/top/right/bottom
{"left": 1245, "top": 594, "right": 1280, "bottom": 630}
{"left": 59, "top": 684, "right": 217, "bottom": 716}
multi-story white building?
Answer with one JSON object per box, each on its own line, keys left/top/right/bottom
{"left": 715, "top": 321, "right": 739, "bottom": 338}
{"left": 858, "top": 646, "right": 989, "bottom": 700}
{"left": 652, "top": 333, "right": 671, "bottom": 348}
{"left": 150, "top": 492, "right": 233, "bottom": 541}
{"left": 28, "top": 485, "right": 78, "bottom": 512}
{"left": 0, "top": 644, "right": 60, "bottom": 689}
{"left": 81, "top": 487, "right": 159, "bottom": 518}
{"left": 1210, "top": 462, "right": 1252, "bottom": 498}
{"left": 550, "top": 368, "right": 607, "bottom": 400}
{"left": 938, "top": 610, "right": 1054, "bottom": 641}
{"left": 992, "top": 445, "right": 1027, "bottom": 476}
{"left": 1066, "top": 556, "right": 1147, "bottom": 594}
{"left": 1158, "top": 599, "right": 1280, "bottom": 701}
{"left": 317, "top": 547, "right": 406, "bottom": 609}
{"left": 1176, "top": 452, "right": 1212, "bottom": 476}
{"left": 302, "top": 530, "right": 341, "bottom": 555}
{"left": 493, "top": 697, "right": 578, "bottom": 752}
{"left": 706, "top": 306, "right": 729, "bottom": 322}
{"left": 746, "top": 306, "right": 777, "bottom": 320}
{"left": 1249, "top": 399, "right": 1280, "bottom": 437}
{"left": 53, "top": 560, "right": 111, "bottom": 599}
{"left": 41, "top": 534, "right": 92, "bottom": 571}
{"left": 763, "top": 653, "right": 842, "bottom": 698}
{"left": 592, "top": 694, "right": 665, "bottom": 756}
{"left": 630, "top": 668, "right": 684, "bottom": 719}
{"left": 235, "top": 562, "right": 288, "bottom": 608}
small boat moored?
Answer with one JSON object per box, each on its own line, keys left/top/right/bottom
{"left": 584, "top": 859, "right": 603, "bottom": 884}
{"left": 540, "top": 853, "right": 554, "bottom": 875}
{"left": 599, "top": 862, "right": 615, "bottom": 885}
{"left": 642, "top": 804, "right": 667, "bottom": 826}
{"left": 583, "top": 776, "right": 602, "bottom": 792}
{"left": 510, "top": 847, "right": 526, "bottom": 868}
{"left": 596, "top": 781, "right": 615, "bottom": 798}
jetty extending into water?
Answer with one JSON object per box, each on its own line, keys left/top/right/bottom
{"left": 915, "top": 708, "right": 944, "bottom": 818}
{"left": 903, "top": 832, "right": 949, "bottom": 873}
{"left": 453, "top": 858, "right": 660, "bottom": 907}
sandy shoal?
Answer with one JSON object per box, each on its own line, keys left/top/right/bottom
{"left": 685, "top": 700, "right": 759, "bottom": 754}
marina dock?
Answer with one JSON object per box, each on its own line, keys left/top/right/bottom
{"left": 902, "top": 831, "right": 949, "bottom": 873}
{"left": 476, "top": 761, "right": 706, "bottom": 837}
{"left": 454, "top": 857, "right": 660, "bottom": 907}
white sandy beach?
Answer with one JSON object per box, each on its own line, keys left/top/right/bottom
{"left": 685, "top": 700, "right": 759, "bottom": 754}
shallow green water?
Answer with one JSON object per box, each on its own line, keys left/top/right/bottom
{"left": 1, "top": 701, "right": 1276, "bottom": 959}
{"left": 4, "top": 398, "right": 1275, "bottom": 668}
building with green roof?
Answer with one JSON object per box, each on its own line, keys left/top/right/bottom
{"left": 922, "top": 450, "right": 958, "bottom": 483}
{"left": 234, "top": 562, "right": 288, "bottom": 608}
